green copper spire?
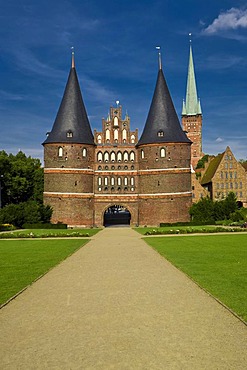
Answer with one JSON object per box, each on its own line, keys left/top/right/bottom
{"left": 183, "top": 44, "right": 202, "bottom": 116}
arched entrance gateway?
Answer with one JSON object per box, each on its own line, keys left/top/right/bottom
{"left": 103, "top": 205, "right": 131, "bottom": 227}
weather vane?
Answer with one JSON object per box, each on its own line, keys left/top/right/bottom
{"left": 156, "top": 46, "right": 162, "bottom": 70}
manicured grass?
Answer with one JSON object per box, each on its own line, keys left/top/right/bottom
{"left": 144, "top": 234, "right": 247, "bottom": 322}
{"left": 0, "top": 239, "right": 88, "bottom": 306}
{"left": 0, "top": 228, "right": 101, "bottom": 238}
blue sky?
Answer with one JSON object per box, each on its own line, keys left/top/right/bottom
{"left": 0, "top": 0, "right": 247, "bottom": 162}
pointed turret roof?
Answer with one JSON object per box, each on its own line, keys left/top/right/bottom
{"left": 43, "top": 55, "right": 94, "bottom": 145}
{"left": 137, "top": 61, "right": 191, "bottom": 146}
{"left": 182, "top": 45, "right": 202, "bottom": 116}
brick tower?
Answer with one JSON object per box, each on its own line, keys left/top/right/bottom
{"left": 137, "top": 53, "right": 192, "bottom": 225}
{"left": 43, "top": 53, "right": 95, "bottom": 226}
{"left": 182, "top": 43, "right": 202, "bottom": 169}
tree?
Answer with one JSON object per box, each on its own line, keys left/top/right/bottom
{"left": 190, "top": 192, "right": 238, "bottom": 222}
{"left": 0, "top": 201, "right": 52, "bottom": 227}
{"left": 222, "top": 192, "right": 237, "bottom": 219}
{"left": 195, "top": 154, "right": 209, "bottom": 169}
{"left": 0, "top": 150, "right": 43, "bottom": 206}
{"left": 189, "top": 197, "right": 214, "bottom": 221}
{"left": 0, "top": 150, "right": 52, "bottom": 227}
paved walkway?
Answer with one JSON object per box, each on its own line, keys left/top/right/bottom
{"left": 0, "top": 228, "right": 246, "bottom": 369}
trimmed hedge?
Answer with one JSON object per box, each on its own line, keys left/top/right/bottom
{"left": 22, "top": 223, "right": 67, "bottom": 229}
{"left": 160, "top": 220, "right": 216, "bottom": 227}
{"left": 145, "top": 227, "right": 245, "bottom": 236}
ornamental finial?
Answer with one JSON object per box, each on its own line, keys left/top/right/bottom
{"left": 156, "top": 46, "right": 162, "bottom": 70}
{"left": 71, "top": 46, "right": 75, "bottom": 68}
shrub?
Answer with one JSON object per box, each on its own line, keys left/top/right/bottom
{"left": 22, "top": 223, "right": 67, "bottom": 229}
{"left": 0, "top": 201, "right": 53, "bottom": 228}
{"left": 160, "top": 220, "right": 215, "bottom": 227}
{"left": 0, "top": 223, "right": 16, "bottom": 231}
{"left": 230, "top": 210, "right": 244, "bottom": 222}
{"left": 190, "top": 192, "right": 238, "bottom": 222}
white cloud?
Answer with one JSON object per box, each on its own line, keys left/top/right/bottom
{"left": 216, "top": 137, "right": 224, "bottom": 142}
{"left": 203, "top": 8, "right": 247, "bottom": 35}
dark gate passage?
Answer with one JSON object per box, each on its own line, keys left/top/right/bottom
{"left": 104, "top": 205, "right": 131, "bottom": 226}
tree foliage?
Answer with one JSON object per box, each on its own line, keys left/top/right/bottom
{"left": 190, "top": 192, "right": 238, "bottom": 221}
{"left": 0, "top": 150, "right": 43, "bottom": 206}
{"left": 0, "top": 201, "right": 52, "bottom": 228}
{"left": 0, "top": 151, "right": 52, "bottom": 227}
{"left": 196, "top": 154, "right": 209, "bottom": 169}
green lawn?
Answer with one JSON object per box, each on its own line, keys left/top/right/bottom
{"left": 144, "top": 234, "right": 247, "bottom": 322}
{"left": 0, "top": 239, "right": 88, "bottom": 306}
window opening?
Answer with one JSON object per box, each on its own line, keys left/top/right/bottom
{"left": 58, "top": 147, "right": 63, "bottom": 157}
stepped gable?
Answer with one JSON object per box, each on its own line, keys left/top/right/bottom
{"left": 137, "top": 67, "right": 191, "bottom": 146}
{"left": 43, "top": 63, "right": 94, "bottom": 145}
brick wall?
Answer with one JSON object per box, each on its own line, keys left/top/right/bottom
{"left": 44, "top": 143, "right": 95, "bottom": 169}
{"left": 44, "top": 194, "right": 94, "bottom": 227}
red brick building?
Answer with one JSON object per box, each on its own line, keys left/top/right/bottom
{"left": 43, "top": 54, "right": 192, "bottom": 226}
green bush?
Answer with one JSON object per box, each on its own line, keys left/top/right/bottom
{"left": 0, "top": 201, "right": 53, "bottom": 228}
{"left": 0, "top": 224, "right": 16, "bottom": 231}
{"left": 230, "top": 210, "right": 244, "bottom": 222}
{"left": 160, "top": 220, "right": 215, "bottom": 227}
{"left": 190, "top": 192, "right": 238, "bottom": 222}
{"left": 22, "top": 223, "right": 67, "bottom": 229}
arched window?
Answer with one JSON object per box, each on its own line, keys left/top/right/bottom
{"left": 97, "top": 135, "right": 102, "bottom": 144}
{"left": 130, "top": 151, "right": 135, "bottom": 161}
{"left": 141, "top": 149, "right": 144, "bottom": 159}
{"left": 160, "top": 148, "right": 166, "bottom": 158}
{"left": 130, "top": 177, "right": 134, "bottom": 186}
{"left": 111, "top": 177, "right": 115, "bottom": 186}
{"left": 114, "top": 116, "right": 118, "bottom": 126}
{"left": 131, "top": 135, "right": 135, "bottom": 143}
{"left": 114, "top": 130, "right": 118, "bottom": 141}
{"left": 123, "top": 151, "right": 128, "bottom": 162}
{"left": 97, "top": 151, "right": 103, "bottom": 162}
{"left": 58, "top": 147, "right": 63, "bottom": 157}
{"left": 98, "top": 177, "right": 102, "bottom": 186}
{"left": 106, "top": 129, "right": 110, "bottom": 141}
{"left": 124, "top": 177, "right": 128, "bottom": 186}
{"left": 82, "top": 148, "right": 87, "bottom": 157}
{"left": 104, "top": 152, "right": 109, "bottom": 162}
{"left": 122, "top": 129, "right": 127, "bottom": 140}
{"left": 117, "top": 177, "right": 121, "bottom": 185}
{"left": 110, "top": 152, "right": 116, "bottom": 162}
{"left": 117, "top": 151, "right": 122, "bottom": 162}
{"left": 104, "top": 177, "right": 108, "bottom": 186}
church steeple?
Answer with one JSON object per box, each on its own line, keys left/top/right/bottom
{"left": 138, "top": 53, "right": 190, "bottom": 146}
{"left": 182, "top": 42, "right": 203, "bottom": 169}
{"left": 182, "top": 44, "right": 202, "bottom": 116}
{"left": 43, "top": 53, "right": 94, "bottom": 145}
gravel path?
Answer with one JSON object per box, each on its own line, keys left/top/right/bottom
{"left": 0, "top": 227, "right": 246, "bottom": 369}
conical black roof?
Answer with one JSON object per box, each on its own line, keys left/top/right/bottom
{"left": 43, "top": 66, "right": 94, "bottom": 145}
{"left": 137, "top": 68, "right": 191, "bottom": 146}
